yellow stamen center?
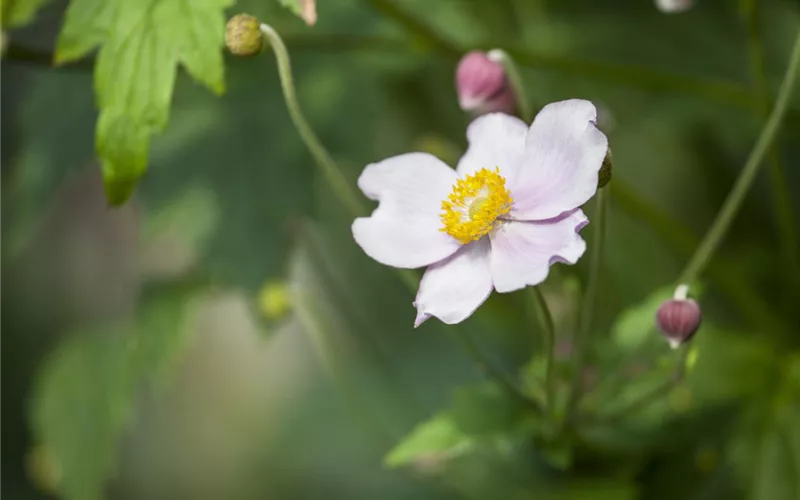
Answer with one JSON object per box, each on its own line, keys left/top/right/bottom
{"left": 440, "top": 167, "right": 513, "bottom": 243}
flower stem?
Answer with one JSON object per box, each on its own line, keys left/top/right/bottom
{"left": 488, "top": 49, "right": 533, "bottom": 121}
{"left": 564, "top": 187, "right": 608, "bottom": 424}
{"left": 527, "top": 286, "right": 556, "bottom": 409}
{"left": 742, "top": 1, "right": 800, "bottom": 294}
{"left": 259, "top": 23, "right": 365, "bottom": 217}
{"left": 679, "top": 26, "right": 800, "bottom": 286}
{"left": 587, "top": 346, "right": 690, "bottom": 426}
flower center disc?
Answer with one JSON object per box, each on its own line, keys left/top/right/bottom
{"left": 440, "top": 167, "right": 513, "bottom": 243}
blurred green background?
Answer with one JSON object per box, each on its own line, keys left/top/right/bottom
{"left": 2, "top": 0, "right": 800, "bottom": 499}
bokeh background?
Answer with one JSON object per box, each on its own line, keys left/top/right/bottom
{"left": 3, "top": 0, "right": 800, "bottom": 499}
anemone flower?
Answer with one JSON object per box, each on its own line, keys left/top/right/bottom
{"left": 352, "top": 100, "right": 608, "bottom": 326}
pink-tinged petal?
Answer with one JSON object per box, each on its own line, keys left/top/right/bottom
{"left": 414, "top": 238, "right": 493, "bottom": 326}
{"left": 353, "top": 153, "right": 461, "bottom": 269}
{"left": 489, "top": 209, "right": 588, "bottom": 293}
{"left": 509, "top": 100, "right": 608, "bottom": 220}
{"left": 456, "top": 113, "right": 528, "bottom": 184}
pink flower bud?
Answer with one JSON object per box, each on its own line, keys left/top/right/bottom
{"left": 654, "top": 0, "right": 693, "bottom": 14}
{"left": 455, "top": 51, "right": 515, "bottom": 115}
{"left": 656, "top": 285, "right": 702, "bottom": 348}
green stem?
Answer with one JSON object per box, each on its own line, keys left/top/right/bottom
{"left": 564, "top": 187, "right": 608, "bottom": 423}
{"left": 527, "top": 287, "right": 556, "bottom": 409}
{"left": 743, "top": 1, "right": 800, "bottom": 293}
{"left": 610, "top": 179, "right": 787, "bottom": 334}
{"left": 259, "top": 23, "right": 365, "bottom": 217}
{"left": 679, "top": 27, "right": 800, "bottom": 286}
{"left": 588, "top": 346, "right": 690, "bottom": 425}
{"left": 488, "top": 49, "right": 533, "bottom": 121}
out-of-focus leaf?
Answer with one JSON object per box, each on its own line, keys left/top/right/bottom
{"left": 728, "top": 355, "right": 800, "bottom": 500}
{"left": 29, "top": 289, "right": 202, "bottom": 500}
{"left": 449, "top": 382, "right": 529, "bottom": 436}
{"left": 552, "top": 478, "right": 638, "bottom": 500}
{"left": 1, "top": 0, "right": 54, "bottom": 28}
{"left": 384, "top": 413, "right": 473, "bottom": 468}
{"left": 139, "top": 186, "right": 219, "bottom": 279}
{"left": 53, "top": 0, "right": 231, "bottom": 204}
{"left": 687, "top": 327, "right": 774, "bottom": 403}
{"left": 610, "top": 286, "right": 674, "bottom": 350}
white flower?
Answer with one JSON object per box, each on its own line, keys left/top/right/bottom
{"left": 352, "top": 100, "right": 608, "bottom": 326}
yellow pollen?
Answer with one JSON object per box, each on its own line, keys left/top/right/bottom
{"left": 440, "top": 167, "right": 513, "bottom": 243}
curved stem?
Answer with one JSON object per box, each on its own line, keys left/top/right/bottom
{"left": 527, "top": 286, "right": 556, "bottom": 409}
{"left": 564, "top": 187, "right": 608, "bottom": 423}
{"left": 743, "top": 1, "right": 800, "bottom": 293}
{"left": 259, "top": 23, "right": 365, "bottom": 217}
{"left": 488, "top": 49, "right": 533, "bottom": 121}
{"left": 588, "top": 346, "right": 690, "bottom": 426}
{"left": 679, "top": 27, "right": 800, "bottom": 286}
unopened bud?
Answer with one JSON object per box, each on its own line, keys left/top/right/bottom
{"left": 656, "top": 285, "right": 701, "bottom": 348}
{"left": 226, "top": 14, "right": 263, "bottom": 56}
{"left": 598, "top": 149, "right": 612, "bottom": 188}
{"left": 654, "top": 0, "right": 693, "bottom": 14}
{"left": 258, "top": 280, "right": 291, "bottom": 319}
{"left": 455, "top": 51, "right": 515, "bottom": 115}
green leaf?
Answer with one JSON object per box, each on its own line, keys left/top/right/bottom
{"left": 610, "top": 286, "right": 674, "bottom": 350}
{"left": 54, "top": 0, "right": 231, "bottom": 205}
{"left": 726, "top": 355, "right": 800, "bottom": 500}
{"left": 552, "top": 479, "right": 638, "bottom": 500}
{"left": 384, "top": 413, "right": 473, "bottom": 468}
{"left": 1, "top": 0, "right": 55, "bottom": 28}
{"left": 30, "top": 289, "right": 201, "bottom": 500}
{"left": 449, "top": 382, "right": 529, "bottom": 436}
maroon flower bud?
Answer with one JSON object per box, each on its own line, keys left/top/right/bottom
{"left": 656, "top": 285, "right": 702, "bottom": 348}
{"left": 455, "top": 51, "right": 515, "bottom": 115}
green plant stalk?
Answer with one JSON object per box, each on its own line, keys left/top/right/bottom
{"left": 588, "top": 345, "right": 691, "bottom": 425}
{"left": 259, "top": 22, "right": 540, "bottom": 412}
{"left": 565, "top": 187, "right": 608, "bottom": 424}
{"left": 528, "top": 286, "right": 556, "bottom": 409}
{"left": 259, "top": 24, "right": 365, "bottom": 217}
{"left": 679, "top": 27, "right": 800, "bottom": 286}
{"left": 489, "top": 49, "right": 533, "bottom": 121}
{"left": 743, "top": 2, "right": 800, "bottom": 293}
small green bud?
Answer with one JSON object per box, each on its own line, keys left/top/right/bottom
{"left": 258, "top": 280, "right": 291, "bottom": 319}
{"left": 598, "top": 148, "right": 612, "bottom": 188}
{"left": 225, "top": 14, "right": 263, "bottom": 56}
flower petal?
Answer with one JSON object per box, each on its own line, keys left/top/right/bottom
{"left": 489, "top": 209, "right": 588, "bottom": 293}
{"left": 509, "top": 100, "right": 608, "bottom": 220}
{"left": 456, "top": 113, "right": 528, "bottom": 184}
{"left": 352, "top": 153, "right": 461, "bottom": 268}
{"left": 414, "top": 238, "right": 493, "bottom": 326}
